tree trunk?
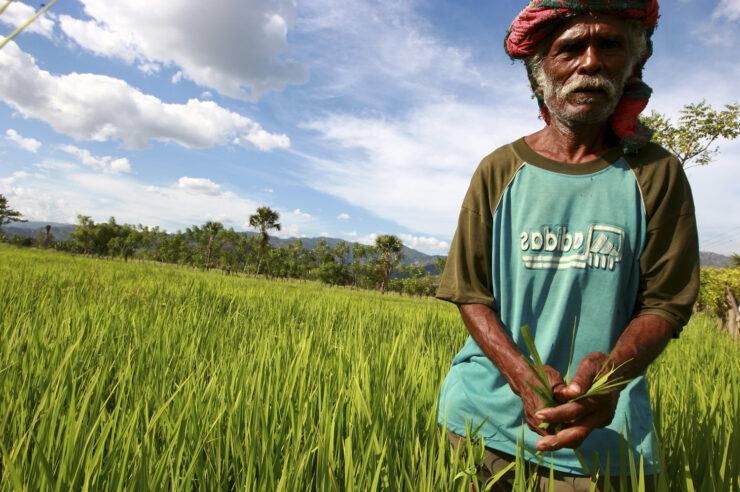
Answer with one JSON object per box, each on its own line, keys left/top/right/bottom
{"left": 255, "top": 251, "right": 263, "bottom": 278}
{"left": 726, "top": 285, "right": 739, "bottom": 339}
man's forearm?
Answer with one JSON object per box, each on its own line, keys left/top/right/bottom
{"left": 605, "top": 313, "right": 674, "bottom": 383}
{"left": 458, "top": 303, "right": 568, "bottom": 436}
{"left": 458, "top": 303, "right": 530, "bottom": 394}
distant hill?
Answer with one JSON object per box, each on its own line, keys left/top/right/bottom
{"left": 4, "top": 222, "right": 76, "bottom": 241}
{"left": 6, "top": 222, "right": 731, "bottom": 272}
{"left": 700, "top": 251, "right": 731, "bottom": 268}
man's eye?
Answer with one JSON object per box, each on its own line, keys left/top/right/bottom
{"left": 600, "top": 39, "right": 624, "bottom": 49}
{"left": 556, "top": 43, "right": 581, "bottom": 55}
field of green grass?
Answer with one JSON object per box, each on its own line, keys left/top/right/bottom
{"left": 1, "top": 246, "right": 738, "bottom": 491}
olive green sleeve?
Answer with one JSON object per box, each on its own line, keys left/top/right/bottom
{"left": 626, "top": 144, "right": 700, "bottom": 335}
{"left": 436, "top": 205, "right": 494, "bottom": 308}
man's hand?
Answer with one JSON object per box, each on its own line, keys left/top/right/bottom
{"left": 511, "top": 364, "right": 566, "bottom": 437}
{"left": 533, "top": 352, "right": 620, "bottom": 451}
{"left": 457, "top": 304, "right": 568, "bottom": 436}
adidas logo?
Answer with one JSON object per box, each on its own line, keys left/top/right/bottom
{"left": 520, "top": 224, "right": 625, "bottom": 271}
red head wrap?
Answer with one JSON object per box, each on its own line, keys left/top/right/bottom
{"left": 504, "top": 0, "right": 660, "bottom": 153}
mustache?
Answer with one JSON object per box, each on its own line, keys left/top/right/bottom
{"left": 558, "top": 76, "right": 618, "bottom": 100}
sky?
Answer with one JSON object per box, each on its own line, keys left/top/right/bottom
{"left": 0, "top": 0, "right": 739, "bottom": 256}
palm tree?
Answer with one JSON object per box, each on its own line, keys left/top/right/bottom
{"left": 372, "top": 234, "right": 405, "bottom": 293}
{"left": 248, "top": 207, "right": 281, "bottom": 275}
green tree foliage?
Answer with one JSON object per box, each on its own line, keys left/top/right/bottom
{"left": 154, "top": 232, "right": 189, "bottom": 264}
{"left": 696, "top": 267, "right": 740, "bottom": 339}
{"left": 434, "top": 256, "right": 447, "bottom": 276}
{"left": 248, "top": 206, "right": 281, "bottom": 249}
{"left": 350, "top": 243, "right": 373, "bottom": 289}
{"left": 70, "top": 215, "right": 97, "bottom": 254}
{"left": 185, "top": 221, "right": 239, "bottom": 270}
{"left": 248, "top": 207, "right": 281, "bottom": 275}
{"left": 310, "top": 239, "right": 352, "bottom": 286}
{"left": 0, "top": 193, "right": 27, "bottom": 237}
{"left": 388, "top": 263, "right": 437, "bottom": 296}
{"left": 731, "top": 254, "right": 740, "bottom": 268}
{"left": 69, "top": 215, "right": 157, "bottom": 259}
{"left": 370, "top": 235, "right": 405, "bottom": 293}
{"left": 641, "top": 101, "right": 740, "bottom": 168}
{"left": 35, "top": 225, "right": 56, "bottom": 248}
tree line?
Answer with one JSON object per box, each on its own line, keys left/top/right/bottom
{"left": 0, "top": 199, "right": 443, "bottom": 297}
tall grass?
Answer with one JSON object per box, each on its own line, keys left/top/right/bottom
{"left": 0, "top": 246, "right": 738, "bottom": 490}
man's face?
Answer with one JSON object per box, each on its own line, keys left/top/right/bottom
{"left": 538, "top": 15, "right": 633, "bottom": 127}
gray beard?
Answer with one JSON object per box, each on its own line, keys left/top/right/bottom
{"left": 541, "top": 73, "right": 628, "bottom": 127}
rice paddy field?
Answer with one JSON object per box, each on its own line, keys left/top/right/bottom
{"left": 1, "top": 245, "right": 738, "bottom": 491}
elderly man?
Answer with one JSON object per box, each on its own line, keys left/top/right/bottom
{"left": 436, "top": 0, "right": 698, "bottom": 489}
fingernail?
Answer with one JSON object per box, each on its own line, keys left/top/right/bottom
{"left": 568, "top": 383, "right": 581, "bottom": 393}
{"left": 535, "top": 412, "right": 545, "bottom": 419}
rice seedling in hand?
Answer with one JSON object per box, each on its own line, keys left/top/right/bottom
{"left": 519, "top": 324, "right": 632, "bottom": 430}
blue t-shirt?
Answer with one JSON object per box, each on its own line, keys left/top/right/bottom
{"left": 436, "top": 138, "right": 699, "bottom": 475}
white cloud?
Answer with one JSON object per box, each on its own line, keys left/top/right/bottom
{"left": 292, "top": 0, "right": 539, "bottom": 238}
{"left": 201, "top": 91, "right": 213, "bottom": 99}
{"left": 319, "top": 231, "right": 330, "bottom": 237}
{"left": 264, "top": 188, "right": 274, "bottom": 193}
{"left": 397, "top": 233, "right": 449, "bottom": 252}
{"left": 137, "top": 62, "right": 160, "bottom": 74}
{"left": 57, "top": 14, "right": 137, "bottom": 63}
{"left": 0, "top": 1, "right": 55, "bottom": 38}
{"left": 358, "top": 233, "right": 378, "bottom": 246}
{"left": 713, "top": 0, "right": 740, "bottom": 21}
{"left": 205, "top": 213, "right": 231, "bottom": 223}
{"left": 342, "top": 231, "right": 358, "bottom": 237}
{"left": 172, "top": 71, "right": 183, "bottom": 84}
{"left": 0, "top": 42, "right": 290, "bottom": 151}
{"left": 177, "top": 177, "right": 222, "bottom": 196}
{"left": 0, "top": 171, "right": 30, "bottom": 186}
{"left": 304, "top": 98, "right": 537, "bottom": 238}
{"left": 233, "top": 129, "right": 291, "bottom": 152}
{"left": 58, "top": 144, "right": 132, "bottom": 174}
{"left": 59, "top": 0, "right": 307, "bottom": 101}
{"left": 276, "top": 223, "right": 302, "bottom": 238}
{"left": 5, "top": 129, "right": 41, "bottom": 152}
{"left": 337, "top": 213, "right": 350, "bottom": 220}
{"left": 298, "top": 0, "right": 481, "bottom": 105}
{"left": 109, "top": 158, "right": 132, "bottom": 174}
{"left": 0, "top": 170, "right": 261, "bottom": 232}
{"left": 293, "top": 208, "right": 312, "bottom": 219}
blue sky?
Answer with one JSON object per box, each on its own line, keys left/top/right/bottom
{"left": 0, "top": 0, "right": 739, "bottom": 255}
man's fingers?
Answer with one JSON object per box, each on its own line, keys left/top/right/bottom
{"left": 536, "top": 425, "right": 589, "bottom": 451}
{"left": 535, "top": 410, "right": 606, "bottom": 451}
{"left": 544, "top": 365, "right": 569, "bottom": 402}
{"left": 544, "top": 365, "right": 566, "bottom": 388}
{"left": 535, "top": 400, "right": 589, "bottom": 424}
{"left": 558, "top": 353, "right": 609, "bottom": 400}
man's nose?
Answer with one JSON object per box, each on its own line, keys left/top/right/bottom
{"left": 578, "top": 45, "right": 603, "bottom": 75}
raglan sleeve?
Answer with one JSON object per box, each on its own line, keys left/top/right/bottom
{"left": 633, "top": 152, "right": 700, "bottom": 335}
{"left": 435, "top": 161, "right": 495, "bottom": 309}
